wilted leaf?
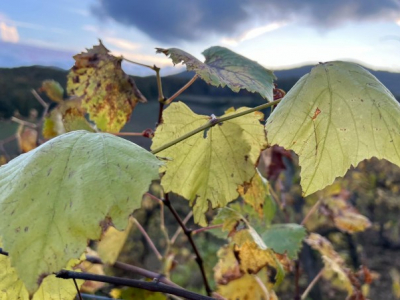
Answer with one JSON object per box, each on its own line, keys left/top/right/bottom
{"left": 39, "top": 80, "right": 64, "bottom": 102}
{"left": 67, "top": 41, "right": 146, "bottom": 132}
{"left": 306, "top": 233, "right": 374, "bottom": 298}
{"left": 157, "top": 46, "right": 276, "bottom": 101}
{"left": 319, "top": 188, "right": 371, "bottom": 233}
{"left": 0, "top": 131, "right": 161, "bottom": 293}
{"left": 97, "top": 216, "right": 135, "bottom": 264}
{"left": 238, "top": 170, "right": 270, "bottom": 217}
{"left": 151, "top": 102, "right": 267, "bottom": 225}
{"left": 261, "top": 224, "right": 306, "bottom": 259}
{"left": 77, "top": 248, "right": 105, "bottom": 293}
{"left": 17, "top": 125, "right": 38, "bottom": 153}
{"left": 266, "top": 61, "right": 400, "bottom": 196}
{"left": 213, "top": 207, "right": 266, "bottom": 250}
{"left": 214, "top": 244, "right": 242, "bottom": 285}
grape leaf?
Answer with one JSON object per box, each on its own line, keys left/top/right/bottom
{"left": 261, "top": 224, "right": 306, "bottom": 259}
{"left": 306, "top": 233, "right": 374, "bottom": 298}
{"left": 97, "top": 216, "right": 135, "bottom": 264}
{"left": 0, "top": 238, "right": 83, "bottom": 299}
{"left": 266, "top": 61, "right": 400, "bottom": 196}
{"left": 43, "top": 98, "right": 95, "bottom": 139}
{"left": 216, "top": 273, "right": 278, "bottom": 300}
{"left": 39, "top": 80, "right": 64, "bottom": 103}
{"left": 238, "top": 170, "right": 270, "bottom": 218}
{"left": 319, "top": 187, "right": 371, "bottom": 233}
{"left": 0, "top": 130, "right": 161, "bottom": 293}
{"left": 151, "top": 102, "right": 267, "bottom": 226}
{"left": 214, "top": 244, "right": 280, "bottom": 299}
{"left": 67, "top": 41, "right": 146, "bottom": 132}
{"left": 157, "top": 46, "right": 276, "bottom": 101}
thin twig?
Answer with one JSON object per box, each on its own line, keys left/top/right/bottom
{"left": 163, "top": 194, "right": 212, "bottom": 296}
{"left": 132, "top": 218, "right": 163, "bottom": 261}
{"left": 268, "top": 182, "right": 284, "bottom": 210}
{"left": 157, "top": 102, "right": 165, "bottom": 125}
{"left": 107, "top": 132, "right": 144, "bottom": 136}
{"left": 151, "top": 98, "right": 282, "bottom": 155}
{"left": 11, "top": 117, "right": 37, "bottom": 128}
{"left": 171, "top": 211, "right": 193, "bottom": 244}
{"left": 165, "top": 74, "right": 198, "bottom": 105}
{"left": 159, "top": 200, "right": 171, "bottom": 256}
{"left": 123, "top": 57, "right": 157, "bottom": 71}
{"left": 73, "top": 278, "right": 83, "bottom": 300}
{"left": 191, "top": 224, "right": 222, "bottom": 235}
{"left": 56, "top": 270, "right": 213, "bottom": 300}
{"left": 301, "top": 199, "right": 322, "bottom": 226}
{"left": 254, "top": 275, "right": 271, "bottom": 299}
{"left": 31, "top": 89, "right": 48, "bottom": 108}
{"left": 301, "top": 269, "right": 324, "bottom": 300}
{"left": 85, "top": 255, "right": 181, "bottom": 289}
{"left": 154, "top": 67, "right": 165, "bottom": 102}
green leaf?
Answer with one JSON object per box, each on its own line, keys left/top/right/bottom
{"left": 261, "top": 224, "right": 306, "bottom": 259}
{"left": 67, "top": 41, "right": 147, "bottom": 132}
{"left": 0, "top": 238, "right": 83, "bottom": 299}
{"left": 0, "top": 130, "right": 161, "bottom": 293}
{"left": 157, "top": 46, "right": 276, "bottom": 101}
{"left": 151, "top": 102, "right": 267, "bottom": 226}
{"left": 39, "top": 80, "right": 64, "bottom": 102}
{"left": 266, "top": 61, "right": 400, "bottom": 196}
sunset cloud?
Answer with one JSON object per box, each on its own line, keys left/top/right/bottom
{"left": 0, "top": 22, "right": 19, "bottom": 43}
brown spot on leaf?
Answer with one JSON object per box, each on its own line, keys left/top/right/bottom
{"left": 312, "top": 107, "right": 321, "bottom": 120}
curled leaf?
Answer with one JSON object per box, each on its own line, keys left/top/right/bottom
{"left": 157, "top": 46, "right": 276, "bottom": 101}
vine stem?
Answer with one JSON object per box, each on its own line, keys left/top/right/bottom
{"left": 301, "top": 198, "right": 322, "bottom": 225}
{"left": 163, "top": 194, "right": 212, "bottom": 296}
{"left": 56, "top": 270, "right": 213, "bottom": 300}
{"left": 301, "top": 269, "right": 324, "bottom": 300}
{"left": 151, "top": 98, "right": 282, "bottom": 155}
{"left": 171, "top": 211, "right": 193, "bottom": 244}
{"left": 85, "top": 255, "right": 181, "bottom": 288}
{"left": 191, "top": 224, "right": 222, "bottom": 235}
{"left": 107, "top": 132, "right": 144, "bottom": 136}
{"left": 73, "top": 278, "right": 83, "bottom": 300}
{"left": 165, "top": 74, "right": 198, "bottom": 105}
{"left": 132, "top": 218, "right": 163, "bottom": 261}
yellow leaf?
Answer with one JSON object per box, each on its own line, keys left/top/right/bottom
{"left": 97, "top": 217, "right": 135, "bottom": 264}
{"left": 214, "top": 245, "right": 242, "bottom": 285}
{"left": 0, "top": 238, "right": 83, "bottom": 300}
{"left": 319, "top": 188, "right": 371, "bottom": 233}
{"left": 306, "top": 233, "right": 375, "bottom": 298}
{"left": 236, "top": 241, "right": 279, "bottom": 275}
{"left": 17, "top": 126, "right": 38, "bottom": 153}
{"left": 152, "top": 102, "right": 267, "bottom": 225}
{"left": 238, "top": 170, "right": 270, "bottom": 217}
{"left": 217, "top": 274, "right": 278, "bottom": 300}
{"left": 77, "top": 248, "right": 105, "bottom": 293}
{"left": 67, "top": 40, "right": 146, "bottom": 132}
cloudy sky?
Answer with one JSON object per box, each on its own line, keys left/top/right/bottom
{"left": 1, "top": 0, "right": 400, "bottom": 76}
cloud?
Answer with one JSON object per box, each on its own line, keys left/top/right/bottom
{"left": 221, "top": 22, "right": 287, "bottom": 46}
{"left": 91, "top": 0, "right": 400, "bottom": 43}
{"left": 0, "top": 22, "right": 19, "bottom": 43}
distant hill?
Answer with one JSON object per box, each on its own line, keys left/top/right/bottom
{"left": 1, "top": 64, "right": 399, "bottom": 120}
